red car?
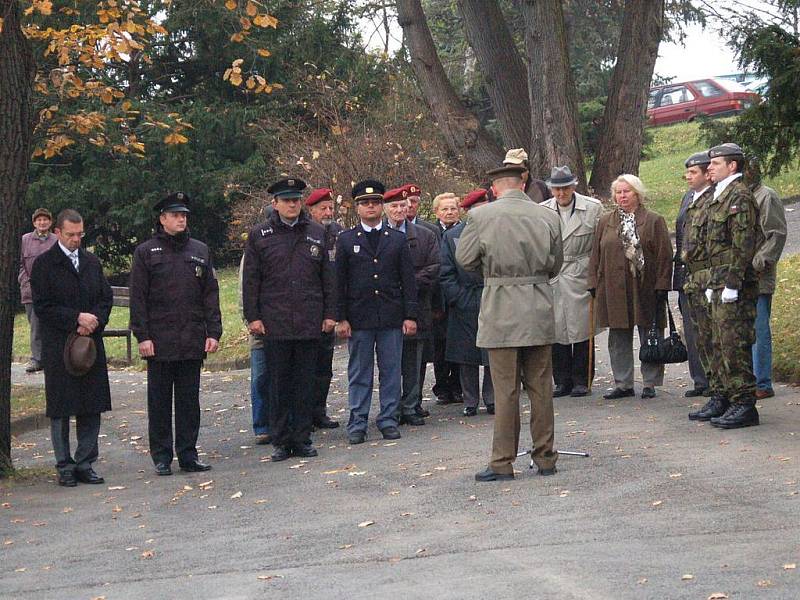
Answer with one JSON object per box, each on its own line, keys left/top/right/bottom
{"left": 646, "top": 78, "right": 759, "bottom": 126}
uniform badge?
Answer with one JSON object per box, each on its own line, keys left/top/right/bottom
{"left": 195, "top": 265, "right": 204, "bottom": 278}
{"left": 328, "top": 249, "right": 336, "bottom": 261}
{"left": 353, "top": 245, "right": 360, "bottom": 254}
{"left": 310, "top": 244, "right": 320, "bottom": 257}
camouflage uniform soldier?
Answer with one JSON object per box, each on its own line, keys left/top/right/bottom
{"left": 681, "top": 154, "right": 720, "bottom": 409}
{"left": 693, "top": 143, "right": 761, "bottom": 429}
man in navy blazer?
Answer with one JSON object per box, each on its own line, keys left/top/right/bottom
{"left": 335, "top": 180, "right": 419, "bottom": 444}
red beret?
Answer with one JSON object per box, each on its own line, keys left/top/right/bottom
{"left": 404, "top": 183, "right": 421, "bottom": 197}
{"left": 383, "top": 187, "right": 410, "bottom": 203}
{"left": 460, "top": 188, "right": 489, "bottom": 209}
{"left": 306, "top": 188, "right": 334, "bottom": 207}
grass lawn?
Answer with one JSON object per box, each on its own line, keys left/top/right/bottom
{"left": 10, "top": 384, "right": 45, "bottom": 421}
{"left": 13, "top": 266, "right": 250, "bottom": 370}
{"left": 639, "top": 121, "right": 800, "bottom": 227}
{"left": 772, "top": 255, "right": 800, "bottom": 383}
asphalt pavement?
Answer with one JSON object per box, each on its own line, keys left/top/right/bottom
{"left": 3, "top": 337, "right": 799, "bottom": 600}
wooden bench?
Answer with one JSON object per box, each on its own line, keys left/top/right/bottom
{"left": 103, "top": 286, "right": 132, "bottom": 363}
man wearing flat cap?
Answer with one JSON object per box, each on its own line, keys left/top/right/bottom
{"left": 675, "top": 153, "right": 714, "bottom": 399}
{"left": 19, "top": 207, "right": 57, "bottom": 372}
{"left": 440, "top": 188, "right": 495, "bottom": 417}
{"left": 687, "top": 143, "right": 761, "bottom": 429}
{"left": 541, "top": 166, "right": 602, "bottom": 398}
{"left": 31, "top": 209, "right": 113, "bottom": 487}
{"left": 457, "top": 163, "right": 563, "bottom": 481}
{"left": 130, "top": 192, "right": 223, "bottom": 475}
{"left": 306, "top": 187, "right": 342, "bottom": 430}
{"left": 335, "top": 179, "right": 419, "bottom": 444}
{"left": 243, "top": 178, "right": 336, "bottom": 461}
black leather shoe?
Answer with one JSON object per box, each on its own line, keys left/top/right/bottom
{"left": 155, "top": 462, "right": 173, "bottom": 476}
{"left": 641, "top": 387, "right": 656, "bottom": 399}
{"left": 462, "top": 406, "right": 478, "bottom": 417}
{"left": 435, "top": 395, "right": 458, "bottom": 406}
{"left": 537, "top": 466, "right": 558, "bottom": 476}
{"left": 553, "top": 384, "right": 572, "bottom": 398}
{"left": 485, "top": 404, "right": 495, "bottom": 415}
{"left": 180, "top": 460, "right": 212, "bottom": 472}
{"left": 684, "top": 387, "right": 708, "bottom": 398}
{"left": 399, "top": 414, "right": 425, "bottom": 426}
{"left": 348, "top": 431, "right": 366, "bottom": 445}
{"left": 254, "top": 434, "right": 272, "bottom": 445}
{"left": 313, "top": 416, "right": 340, "bottom": 429}
{"left": 474, "top": 467, "right": 514, "bottom": 482}
{"left": 270, "top": 446, "right": 292, "bottom": 462}
{"left": 74, "top": 468, "right": 104, "bottom": 484}
{"left": 710, "top": 404, "right": 759, "bottom": 429}
{"left": 293, "top": 444, "right": 318, "bottom": 458}
{"left": 570, "top": 385, "right": 589, "bottom": 397}
{"left": 380, "top": 426, "right": 402, "bottom": 440}
{"left": 688, "top": 396, "right": 729, "bottom": 421}
{"left": 58, "top": 471, "right": 77, "bottom": 487}
{"left": 415, "top": 406, "right": 430, "bottom": 417}
{"left": 603, "top": 388, "right": 635, "bottom": 400}
{"left": 453, "top": 392, "right": 464, "bottom": 403}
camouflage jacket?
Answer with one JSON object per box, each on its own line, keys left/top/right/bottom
{"left": 681, "top": 186, "right": 714, "bottom": 295}
{"left": 704, "top": 177, "right": 761, "bottom": 290}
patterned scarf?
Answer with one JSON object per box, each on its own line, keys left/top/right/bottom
{"left": 618, "top": 208, "right": 644, "bottom": 276}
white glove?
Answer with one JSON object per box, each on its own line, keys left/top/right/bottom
{"left": 705, "top": 288, "right": 713, "bottom": 303}
{"left": 721, "top": 287, "right": 739, "bottom": 303}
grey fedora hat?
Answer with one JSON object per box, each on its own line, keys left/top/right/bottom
{"left": 546, "top": 166, "right": 578, "bottom": 188}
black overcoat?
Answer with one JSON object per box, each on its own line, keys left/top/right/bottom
{"left": 335, "top": 224, "right": 418, "bottom": 330}
{"left": 430, "top": 220, "right": 460, "bottom": 339}
{"left": 31, "top": 243, "right": 113, "bottom": 418}
{"left": 673, "top": 189, "right": 694, "bottom": 291}
{"left": 439, "top": 223, "right": 488, "bottom": 366}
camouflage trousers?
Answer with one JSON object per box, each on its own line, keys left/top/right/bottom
{"left": 708, "top": 286, "right": 758, "bottom": 405}
{"left": 687, "top": 290, "right": 722, "bottom": 396}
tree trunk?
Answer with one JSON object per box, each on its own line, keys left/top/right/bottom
{"left": 521, "top": 0, "right": 587, "bottom": 187}
{"left": 589, "top": 0, "right": 664, "bottom": 198}
{"left": 396, "top": 0, "right": 503, "bottom": 177}
{"left": 0, "top": 0, "right": 36, "bottom": 475}
{"left": 457, "top": 0, "right": 531, "bottom": 150}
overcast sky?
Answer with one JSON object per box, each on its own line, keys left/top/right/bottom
{"left": 655, "top": 23, "right": 741, "bottom": 81}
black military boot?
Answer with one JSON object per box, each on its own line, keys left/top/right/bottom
{"left": 710, "top": 403, "right": 760, "bottom": 429}
{"left": 688, "top": 395, "right": 729, "bottom": 421}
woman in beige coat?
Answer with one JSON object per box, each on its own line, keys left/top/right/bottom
{"left": 587, "top": 174, "right": 673, "bottom": 399}
{"left": 541, "top": 166, "right": 603, "bottom": 398}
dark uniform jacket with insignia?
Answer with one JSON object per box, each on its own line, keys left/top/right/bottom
{"left": 242, "top": 210, "right": 335, "bottom": 340}
{"left": 129, "top": 230, "right": 223, "bottom": 361}
{"left": 335, "top": 224, "right": 418, "bottom": 330}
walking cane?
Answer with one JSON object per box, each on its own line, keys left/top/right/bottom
{"left": 517, "top": 449, "right": 590, "bottom": 469}
{"left": 588, "top": 295, "right": 595, "bottom": 392}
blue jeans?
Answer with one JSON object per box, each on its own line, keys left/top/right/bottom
{"left": 251, "top": 347, "right": 269, "bottom": 435}
{"left": 752, "top": 294, "right": 773, "bottom": 391}
{"left": 346, "top": 328, "right": 402, "bottom": 434}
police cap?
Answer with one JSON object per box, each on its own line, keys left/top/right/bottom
{"left": 352, "top": 179, "right": 385, "bottom": 203}
{"left": 268, "top": 178, "right": 307, "bottom": 199}
{"left": 155, "top": 192, "right": 191, "bottom": 213}
{"left": 685, "top": 152, "right": 711, "bottom": 168}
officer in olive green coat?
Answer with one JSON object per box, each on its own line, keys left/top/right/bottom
{"left": 692, "top": 143, "right": 761, "bottom": 429}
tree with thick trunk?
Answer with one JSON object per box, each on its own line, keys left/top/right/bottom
{"left": 521, "top": 0, "right": 587, "bottom": 186}
{"left": 456, "top": 0, "right": 531, "bottom": 150}
{"left": 396, "top": 0, "right": 503, "bottom": 176}
{"left": 590, "top": 0, "right": 665, "bottom": 197}
{"left": 0, "top": 0, "right": 37, "bottom": 474}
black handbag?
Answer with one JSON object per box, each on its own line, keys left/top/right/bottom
{"left": 639, "top": 297, "right": 688, "bottom": 364}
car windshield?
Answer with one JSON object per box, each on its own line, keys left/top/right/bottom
{"left": 710, "top": 78, "right": 750, "bottom": 93}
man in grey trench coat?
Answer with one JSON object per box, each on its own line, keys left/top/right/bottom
{"left": 457, "top": 164, "right": 563, "bottom": 482}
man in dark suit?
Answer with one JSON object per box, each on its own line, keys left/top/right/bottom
{"left": 31, "top": 209, "right": 113, "bottom": 487}
{"left": 674, "top": 152, "right": 712, "bottom": 397}
{"left": 384, "top": 185, "right": 439, "bottom": 426}
{"left": 335, "top": 180, "right": 419, "bottom": 444}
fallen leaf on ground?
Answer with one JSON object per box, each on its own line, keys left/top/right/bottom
{"left": 784, "top": 563, "right": 796, "bottom": 570}
{"left": 230, "top": 491, "right": 243, "bottom": 499}
{"left": 652, "top": 500, "right": 663, "bottom": 507}
{"left": 638, "top": 578, "right": 648, "bottom": 584}
{"left": 338, "top": 544, "right": 353, "bottom": 549}
{"left": 757, "top": 580, "right": 773, "bottom": 587}
{"left": 257, "top": 574, "right": 283, "bottom": 581}
{"left": 681, "top": 574, "right": 694, "bottom": 580}
{"left": 669, "top": 473, "right": 682, "bottom": 478}
{"left": 107, "top": 486, "right": 126, "bottom": 491}
{"left": 62, "top": 507, "right": 73, "bottom": 513}
{"left": 358, "top": 520, "right": 374, "bottom": 528}
{"left": 707, "top": 594, "right": 728, "bottom": 600}
{"left": 141, "top": 550, "right": 155, "bottom": 559}
{"left": 419, "top": 472, "right": 433, "bottom": 477}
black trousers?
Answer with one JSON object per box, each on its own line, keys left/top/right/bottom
{"left": 432, "top": 336, "right": 461, "bottom": 399}
{"left": 552, "top": 340, "right": 594, "bottom": 388}
{"left": 312, "top": 333, "right": 335, "bottom": 420}
{"left": 147, "top": 359, "right": 202, "bottom": 466}
{"left": 264, "top": 339, "right": 318, "bottom": 448}
{"left": 50, "top": 413, "right": 101, "bottom": 474}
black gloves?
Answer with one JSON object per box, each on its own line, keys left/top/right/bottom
{"left": 588, "top": 288, "right": 596, "bottom": 298}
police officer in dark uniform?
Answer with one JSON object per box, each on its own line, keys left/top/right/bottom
{"left": 242, "top": 178, "right": 336, "bottom": 461}
{"left": 305, "top": 187, "right": 342, "bottom": 430}
{"left": 129, "top": 192, "right": 222, "bottom": 476}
